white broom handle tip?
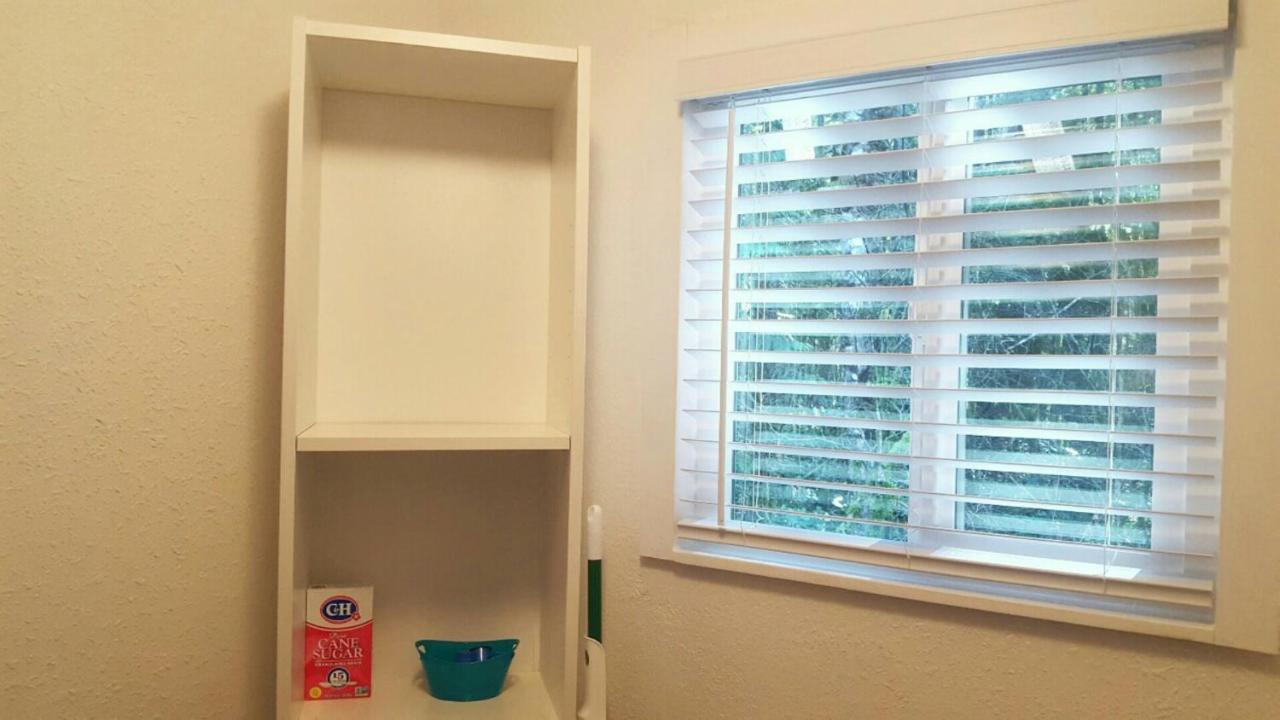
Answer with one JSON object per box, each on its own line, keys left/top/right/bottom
{"left": 587, "top": 505, "right": 603, "bottom": 561}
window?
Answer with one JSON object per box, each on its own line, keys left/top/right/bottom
{"left": 675, "top": 39, "right": 1230, "bottom": 627}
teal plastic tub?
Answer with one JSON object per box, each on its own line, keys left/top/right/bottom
{"left": 415, "top": 639, "right": 519, "bottom": 702}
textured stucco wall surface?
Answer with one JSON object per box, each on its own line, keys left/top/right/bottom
{"left": 3, "top": 1, "right": 1278, "bottom": 718}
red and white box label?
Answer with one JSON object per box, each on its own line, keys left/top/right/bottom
{"left": 305, "top": 586, "right": 373, "bottom": 700}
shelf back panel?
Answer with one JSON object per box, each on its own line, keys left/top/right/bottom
{"left": 315, "top": 90, "right": 554, "bottom": 425}
{"left": 304, "top": 451, "right": 558, "bottom": 676}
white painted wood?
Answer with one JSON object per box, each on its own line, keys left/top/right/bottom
{"left": 306, "top": 20, "right": 576, "bottom": 109}
{"left": 676, "top": 0, "right": 1229, "bottom": 100}
{"left": 306, "top": 452, "right": 552, "bottom": 669}
{"left": 563, "top": 47, "right": 591, "bottom": 716}
{"left": 297, "top": 422, "right": 570, "bottom": 452}
{"left": 1214, "top": 47, "right": 1280, "bottom": 653}
{"left": 542, "top": 69, "right": 579, "bottom": 437}
{"left": 306, "top": 19, "right": 577, "bottom": 63}
{"left": 299, "top": 672, "right": 556, "bottom": 720}
{"left": 278, "top": 17, "right": 323, "bottom": 720}
{"left": 278, "top": 19, "right": 589, "bottom": 718}
{"left": 315, "top": 89, "right": 552, "bottom": 426}
{"left": 669, "top": 540, "right": 1220, "bottom": 645}
{"left": 538, "top": 47, "right": 590, "bottom": 719}
{"left": 653, "top": 12, "right": 1271, "bottom": 653}
{"left": 294, "top": 451, "right": 560, "bottom": 717}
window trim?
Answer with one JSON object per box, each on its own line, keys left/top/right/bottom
{"left": 643, "top": 12, "right": 1280, "bottom": 654}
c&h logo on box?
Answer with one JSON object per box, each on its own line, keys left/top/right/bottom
{"left": 321, "top": 595, "right": 360, "bottom": 623}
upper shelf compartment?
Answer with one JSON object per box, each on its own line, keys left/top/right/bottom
{"left": 305, "top": 20, "right": 578, "bottom": 108}
{"left": 285, "top": 21, "right": 588, "bottom": 450}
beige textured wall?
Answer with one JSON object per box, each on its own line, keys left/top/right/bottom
{"left": 3, "top": 1, "right": 1277, "bottom": 718}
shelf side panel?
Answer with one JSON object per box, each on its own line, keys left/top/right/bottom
{"left": 565, "top": 49, "right": 592, "bottom": 720}
{"left": 543, "top": 49, "right": 591, "bottom": 720}
{"left": 280, "top": 17, "right": 324, "bottom": 719}
{"left": 539, "top": 452, "right": 571, "bottom": 718}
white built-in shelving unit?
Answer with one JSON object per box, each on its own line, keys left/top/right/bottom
{"left": 276, "top": 19, "right": 589, "bottom": 720}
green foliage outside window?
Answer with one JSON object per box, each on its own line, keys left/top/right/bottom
{"left": 724, "top": 75, "right": 1166, "bottom": 550}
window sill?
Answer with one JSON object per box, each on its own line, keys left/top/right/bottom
{"left": 656, "top": 533, "right": 1241, "bottom": 648}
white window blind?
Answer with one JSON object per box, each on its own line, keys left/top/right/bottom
{"left": 676, "top": 39, "right": 1230, "bottom": 617}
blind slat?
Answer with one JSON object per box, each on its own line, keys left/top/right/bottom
{"left": 685, "top": 199, "right": 1223, "bottom": 243}
{"left": 703, "top": 275, "right": 1218, "bottom": 303}
{"left": 689, "top": 44, "right": 1225, "bottom": 127}
{"left": 685, "top": 236, "right": 1221, "bottom": 272}
{"left": 682, "top": 316, "right": 1221, "bottom": 334}
{"left": 680, "top": 443, "right": 1217, "bottom": 486}
{"left": 696, "top": 409, "right": 1220, "bottom": 445}
{"left": 683, "top": 348, "right": 1219, "bottom": 371}
{"left": 700, "top": 380, "right": 1219, "bottom": 408}
{"left": 693, "top": 80, "right": 1223, "bottom": 161}
{"left": 718, "top": 471, "right": 1214, "bottom": 518}
{"left": 689, "top": 161, "right": 1222, "bottom": 218}
{"left": 690, "top": 119, "right": 1223, "bottom": 188}
{"left": 675, "top": 501, "right": 1216, "bottom": 559}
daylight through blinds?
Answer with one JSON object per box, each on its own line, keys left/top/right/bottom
{"left": 676, "top": 40, "right": 1230, "bottom": 610}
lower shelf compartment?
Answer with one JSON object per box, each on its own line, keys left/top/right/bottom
{"left": 299, "top": 671, "right": 557, "bottom": 720}
{"left": 287, "top": 450, "right": 574, "bottom": 720}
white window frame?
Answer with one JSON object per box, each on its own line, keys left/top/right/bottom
{"left": 639, "top": 0, "right": 1280, "bottom": 654}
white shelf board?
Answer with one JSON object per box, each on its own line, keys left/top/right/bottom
{"left": 297, "top": 422, "right": 570, "bottom": 452}
{"left": 304, "top": 19, "right": 578, "bottom": 108}
{"left": 299, "top": 671, "right": 556, "bottom": 720}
